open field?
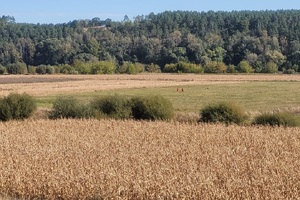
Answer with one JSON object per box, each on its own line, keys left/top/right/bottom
{"left": 1, "top": 74, "right": 300, "bottom": 96}
{"left": 0, "top": 119, "right": 300, "bottom": 199}
{"left": 1, "top": 74, "right": 300, "bottom": 113}
{"left": 1, "top": 74, "right": 300, "bottom": 199}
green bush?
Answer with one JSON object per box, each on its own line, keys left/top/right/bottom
{"left": 145, "top": 63, "right": 161, "bottom": 73}
{"left": 0, "top": 65, "right": 6, "bottom": 74}
{"left": 200, "top": 102, "right": 247, "bottom": 125}
{"left": 0, "top": 93, "right": 37, "bottom": 121}
{"left": 118, "top": 62, "right": 144, "bottom": 74}
{"left": 203, "top": 61, "right": 227, "bottom": 73}
{"left": 252, "top": 112, "right": 299, "bottom": 127}
{"left": 36, "top": 65, "right": 54, "bottom": 74}
{"left": 163, "top": 62, "right": 203, "bottom": 73}
{"left": 49, "top": 96, "right": 93, "bottom": 119}
{"left": 90, "top": 61, "right": 116, "bottom": 74}
{"left": 237, "top": 60, "right": 254, "bottom": 73}
{"left": 90, "top": 95, "right": 132, "bottom": 119}
{"left": 130, "top": 95, "right": 174, "bottom": 120}
{"left": 6, "top": 62, "right": 27, "bottom": 74}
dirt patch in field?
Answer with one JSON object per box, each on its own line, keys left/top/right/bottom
{"left": 1, "top": 74, "right": 299, "bottom": 96}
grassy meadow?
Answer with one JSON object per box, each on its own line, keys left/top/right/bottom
{"left": 0, "top": 74, "right": 300, "bottom": 199}
{"left": 27, "top": 75, "right": 300, "bottom": 115}
{"left": 72, "top": 81, "right": 300, "bottom": 113}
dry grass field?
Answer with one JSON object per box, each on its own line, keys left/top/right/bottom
{"left": 1, "top": 74, "right": 300, "bottom": 96}
{"left": 0, "top": 119, "right": 300, "bottom": 199}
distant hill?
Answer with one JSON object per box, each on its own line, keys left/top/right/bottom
{"left": 0, "top": 10, "right": 300, "bottom": 74}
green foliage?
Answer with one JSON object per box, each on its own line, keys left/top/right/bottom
{"left": 6, "top": 62, "right": 27, "bottom": 74}
{"left": 163, "top": 63, "right": 177, "bottom": 73}
{"left": 238, "top": 60, "right": 254, "bottom": 73}
{"left": 252, "top": 112, "right": 299, "bottom": 127}
{"left": 130, "top": 95, "right": 174, "bottom": 120}
{"left": 0, "top": 93, "right": 37, "bottom": 121}
{"left": 2, "top": 10, "right": 300, "bottom": 73}
{"left": 283, "top": 68, "right": 296, "bottom": 74}
{"left": 0, "top": 65, "right": 6, "bottom": 74}
{"left": 227, "top": 64, "right": 236, "bottom": 73}
{"left": 263, "top": 61, "right": 278, "bottom": 73}
{"left": 56, "top": 64, "right": 74, "bottom": 74}
{"left": 145, "top": 63, "right": 161, "bottom": 73}
{"left": 203, "top": 61, "right": 227, "bottom": 73}
{"left": 90, "top": 95, "right": 132, "bottom": 119}
{"left": 118, "top": 62, "right": 144, "bottom": 74}
{"left": 49, "top": 96, "right": 93, "bottom": 119}
{"left": 90, "top": 61, "right": 116, "bottom": 74}
{"left": 72, "top": 60, "right": 91, "bottom": 74}
{"left": 200, "top": 102, "right": 247, "bottom": 125}
{"left": 36, "top": 65, "right": 55, "bottom": 74}
{"left": 163, "top": 62, "right": 203, "bottom": 73}
{"left": 28, "top": 66, "right": 36, "bottom": 74}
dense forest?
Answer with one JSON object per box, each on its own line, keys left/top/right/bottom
{"left": 1, "top": 10, "right": 300, "bottom": 74}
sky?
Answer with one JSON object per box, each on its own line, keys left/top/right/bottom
{"left": 1, "top": 0, "right": 300, "bottom": 24}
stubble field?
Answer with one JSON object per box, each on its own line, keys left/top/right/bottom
{"left": 0, "top": 74, "right": 300, "bottom": 199}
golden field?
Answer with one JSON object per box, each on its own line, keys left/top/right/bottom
{"left": 0, "top": 74, "right": 300, "bottom": 199}
{"left": 1, "top": 74, "right": 300, "bottom": 96}
{"left": 0, "top": 119, "right": 300, "bottom": 199}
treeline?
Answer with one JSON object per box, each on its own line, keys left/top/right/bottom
{"left": 1, "top": 10, "right": 300, "bottom": 74}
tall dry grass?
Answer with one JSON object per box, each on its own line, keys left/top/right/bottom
{"left": 0, "top": 119, "right": 300, "bottom": 199}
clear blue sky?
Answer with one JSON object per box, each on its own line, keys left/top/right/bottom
{"left": 1, "top": 0, "right": 300, "bottom": 24}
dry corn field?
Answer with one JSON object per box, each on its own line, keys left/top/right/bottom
{"left": 0, "top": 119, "right": 300, "bottom": 199}
{"left": 1, "top": 74, "right": 300, "bottom": 96}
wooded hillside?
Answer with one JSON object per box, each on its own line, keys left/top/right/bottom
{"left": 1, "top": 10, "right": 300, "bottom": 74}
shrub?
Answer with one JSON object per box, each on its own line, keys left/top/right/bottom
{"left": 252, "top": 112, "right": 299, "bottom": 127}
{"left": 145, "top": 63, "right": 161, "bottom": 73}
{"left": 118, "top": 62, "right": 144, "bottom": 74}
{"left": 36, "top": 65, "right": 54, "bottom": 74}
{"left": 49, "top": 96, "right": 93, "bottom": 119}
{"left": 237, "top": 60, "right": 254, "bottom": 73}
{"left": 283, "top": 68, "right": 296, "bottom": 74}
{"left": 203, "top": 61, "right": 226, "bottom": 73}
{"left": 200, "top": 102, "right": 247, "bottom": 125}
{"left": 28, "top": 66, "right": 36, "bottom": 74}
{"left": 0, "top": 65, "right": 6, "bottom": 74}
{"left": 130, "top": 95, "right": 174, "bottom": 120}
{"left": 163, "top": 62, "right": 203, "bottom": 73}
{"left": 6, "top": 62, "right": 27, "bottom": 74}
{"left": 0, "top": 93, "right": 37, "bottom": 121}
{"left": 90, "top": 95, "right": 132, "bottom": 119}
{"left": 227, "top": 64, "right": 236, "bottom": 73}
{"left": 163, "top": 63, "right": 177, "bottom": 73}
{"left": 90, "top": 61, "right": 116, "bottom": 74}
{"left": 263, "top": 61, "right": 278, "bottom": 73}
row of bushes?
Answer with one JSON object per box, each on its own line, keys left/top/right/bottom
{"left": 49, "top": 95, "right": 174, "bottom": 121}
{"left": 200, "top": 101, "right": 299, "bottom": 127}
{"left": 0, "top": 93, "right": 299, "bottom": 127}
{"left": 0, "top": 61, "right": 161, "bottom": 75}
{"left": 1, "top": 60, "right": 298, "bottom": 75}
